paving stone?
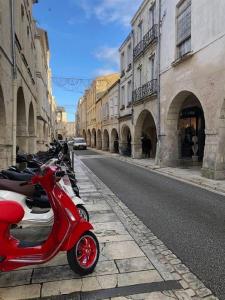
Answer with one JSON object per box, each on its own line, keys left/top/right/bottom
{"left": 196, "top": 287, "right": 212, "bottom": 297}
{"left": 102, "top": 241, "right": 145, "bottom": 260}
{"left": 98, "top": 234, "right": 133, "bottom": 243}
{"left": 95, "top": 222, "right": 128, "bottom": 237}
{"left": 32, "top": 265, "right": 80, "bottom": 283}
{"left": 96, "top": 274, "right": 118, "bottom": 289}
{"left": 174, "top": 290, "right": 192, "bottom": 300}
{"left": 174, "top": 264, "right": 190, "bottom": 275}
{"left": 141, "top": 245, "right": 174, "bottom": 281}
{"left": 188, "top": 279, "right": 205, "bottom": 290}
{"left": 91, "top": 260, "right": 119, "bottom": 276}
{"left": 81, "top": 276, "right": 101, "bottom": 291}
{"left": 182, "top": 273, "right": 198, "bottom": 283}
{"left": 117, "top": 270, "right": 163, "bottom": 287}
{"left": 90, "top": 212, "right": 118, "bottom": 223}
{"left": 41, "top": 278, "right": 82, "bottom": 297}
{"left": 115, "top": 257, "right": 154, "bottom": 273}
{"left": 0, "top": 284, "right": 41, "bottom": 300}
{"left": 0, "top": 269, "right": 33, "bottom": 287}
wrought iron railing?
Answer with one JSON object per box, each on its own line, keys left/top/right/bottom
{"left": 133, "top": 79, "right": 157, "bottom": 102}
{"left": 133, "top": 24, "right": 158, "bottom": 61}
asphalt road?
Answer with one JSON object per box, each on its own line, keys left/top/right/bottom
{"left": 75, "top": 149, "right": 225, "bottom": 299}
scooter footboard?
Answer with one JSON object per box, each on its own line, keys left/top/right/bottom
{"left": 62, "top": 221, "right": 93, "bottom": 251}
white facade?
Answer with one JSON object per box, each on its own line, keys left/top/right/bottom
{"left": 159, "top": 0, "right": 225, "bottom": 179}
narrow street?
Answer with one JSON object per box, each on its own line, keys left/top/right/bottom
{"left": 76, "top": 150, "right": 225, "bottom": 299}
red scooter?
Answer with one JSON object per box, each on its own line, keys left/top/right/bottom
{"left": 0, "top": 165, "right": 99, "bottom": 275}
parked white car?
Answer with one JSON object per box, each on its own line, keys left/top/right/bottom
{"left": 73, "top": 137, "right": 87, "bottom": 150}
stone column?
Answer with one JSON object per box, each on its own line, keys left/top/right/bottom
{"left": 132, "top": 138, "right": 142, "bottom": 159}
{"left": 159, "top": 130, "right": 180, "bottom": 167}
{"left": 28, "top": 135, "right": 37, "bottom": 154}
{"left": 202, "top": 130, "right": 220, "bottom": 179}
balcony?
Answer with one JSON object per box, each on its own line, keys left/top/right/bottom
{"left": 121, "top": 69, "right": 125, "bottom": 78}
{"left": 126, "top": 63, "right": 132, "bottom": 72}
{"left": 133, "top": 24, "right": 158, "bottom": 61}
{"left": 133, "top": 79, "right": 157, "bottom": 103}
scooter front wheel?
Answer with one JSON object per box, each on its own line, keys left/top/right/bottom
{"left": 67, "top": 231, "right": 99, "bottom": 276}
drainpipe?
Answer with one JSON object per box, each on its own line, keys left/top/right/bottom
{"left": 10, "top": 0, "right": 17, "bottom": 165}
{"left": 156, "top": 0, "right": 162, "bottom": 165}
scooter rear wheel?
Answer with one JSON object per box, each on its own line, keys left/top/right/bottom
{"left": 77, "top": 204, "right": 89, "bottom": 221}
{"left": 67, "top": 231, "right": 99, "bottom": 275}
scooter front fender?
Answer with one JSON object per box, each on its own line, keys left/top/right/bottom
{"left": 62, "top": 220, "right": 93, "bottom": 251}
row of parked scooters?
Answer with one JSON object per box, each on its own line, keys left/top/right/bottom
{"left": 0, "top": 141, "right": 99, "bottom": 275}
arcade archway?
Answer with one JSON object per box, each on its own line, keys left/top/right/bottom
{"left": 120, "top": 125, "right": 132, "bottom": 157}
{"left": 166, "top": 91, "right": 205, "bottom": 165}
{"left": 111, "top": 128, "right": 119, "bottom": 153}
{"left": 103, "top": 129, "right": 109, "bottom": 151}
{"left": 134, "top": 110, "right": 157, "bottom": 159}
{"left": 97, "top": 129, "right": 102, "bottom": 149}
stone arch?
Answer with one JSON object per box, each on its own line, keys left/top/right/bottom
{"left": 87, "top": 129, "right": 91, "bottom": 147}
{"left": 120, "top": 125, "right": 132, "bottom": 157}
{"left": 17, "top": 87, "right": 27, "bottom": 152}
{"left": 163, "top": 91, "right": 206, "bottom": 166}
{"left": 103, "top": 129, "right": 109, "bottom": 151}
{"left": 28, "top": 102, "right": 36, "bottom": 153}
{"left": 91, "top": 128, "right": 96, "bottom": 148}
{"left": 82, "top": 130, "right": 87, "bottom": 141}
{"left": 110, "top": 128, "right": 119, "bottom": 153}
{"left": 97, "top": 129, "right": 102, "bottom": 150}
{"left": 134, "top": 110, "right": 157, "bottom": 159}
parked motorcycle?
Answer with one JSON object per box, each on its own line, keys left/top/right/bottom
{"left": 0, "top": 164, "right": 99, "bottom": 275}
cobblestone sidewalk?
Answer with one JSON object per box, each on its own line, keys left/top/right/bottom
{"left": 0, "top": 156, "right": 218, "bottom": 300}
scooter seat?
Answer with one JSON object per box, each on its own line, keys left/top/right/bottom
{"left": 0, "top": 201, "right": 24, "bottom": 223}
{"left": 2, "top": 170, "right": 32, "bottom": 181}
{"left": 0, "top": 179, "right": 35, "bottom": 197}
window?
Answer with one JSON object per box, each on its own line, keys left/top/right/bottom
{"left": 138, "top": 21, "right": 143, "bottom": 43}
{"left": 149, "top": 55, "right": 155, "bottom": 81}
{"left": 121, "top": 86, "right": 125, "bottom": 108}
{"left": 121, "top": 52, "right": 125, "bottom": 71}
{"left": 127, "top": 81, "right": 132, "bottom": 105}
{"left": 21, "top": 4, "right": 25, "bottom": 19}
{"left": 149, "top": 2, "right": 156, "bottom": 28}
{"left": 127, "top": 44, "right": 132, "bottom": 66}
{"left": 137, "top": 66, "right": 142, "bottom": 87}
{"left": 177, "top": 0, "right": 191, "bottom": 58}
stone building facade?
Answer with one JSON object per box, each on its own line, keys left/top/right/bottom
{"left": 131, "top": 0, "right": 159, "bottom": 159}
{"left": 56, "top": 107, "right": 67, "bottom": 140}
{"left": 85, "top": 74, "right": 120, "bottom": 148}
{"left": 65, "top": 122, "right": 75, "bottom": 139}
{"left": 100, "top": 80, "right": 120, "bottom": 153}
{"left": 158, "top": 0, "right": 225, "bottom": 179}
{"left": 76, "top": 0, "right": 225, "bottom": 179}
{"left": 0, "top": 0, "right": 56, "bottom": 168}
{"left": 119, "top": 33, "right": 133, "bottom": 157}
